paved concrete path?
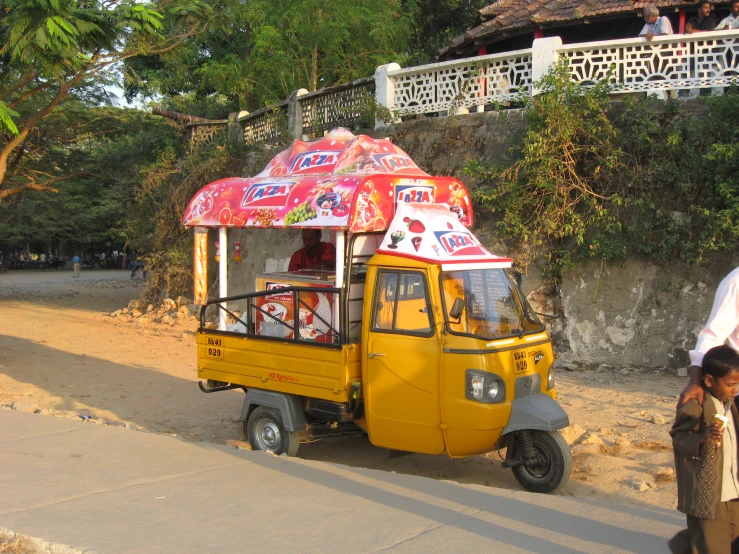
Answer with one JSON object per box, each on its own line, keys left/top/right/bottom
{"left": 0, "top": 409, "right": 683, "bottom": 553}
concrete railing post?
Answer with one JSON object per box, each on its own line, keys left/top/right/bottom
{"left": 228, "top": 110, "right": 248, "bottom": 144}
{"left": 287, "top": 88, "right": 310, "bottom": 140}
{"left": 531, "top": 37, "right": 562, "bottom": 96}
{"left": 374, "top": 62, "right": 401, "bottom": 128}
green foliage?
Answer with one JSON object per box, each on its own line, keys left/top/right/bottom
{"left": 125, "top": 140, "right": 246, "bottom": 297}
{"left": 402, "top": 0, "right": 489, "bottom": 65}
{"left": 124, "top": 0, "right": 415, "bottom": 113}
{"left": 465, "top": 60, "right": 739, "bottom": 279}
{"left": 0, "top": 101, "right": 19, "bottom": 134}
{"left": 0, "top": 0, "right": 209, "bottom": 202}
{"left": 0, "top": 105, "right": 182, "bottom": 253}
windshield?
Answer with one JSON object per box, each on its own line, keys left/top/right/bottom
{"left": 441, "top": 268, "right": 544, "bottom": 340}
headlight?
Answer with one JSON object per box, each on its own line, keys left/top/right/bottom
{"left": 547, "top": 361, "right": 556, "bottom": 390}
{"left": 465, "top": 369, "right": 505, "bottom": 404}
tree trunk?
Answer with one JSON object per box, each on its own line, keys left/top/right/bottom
{"left": 311, "top": 43, "right": 319, "bottom": 92}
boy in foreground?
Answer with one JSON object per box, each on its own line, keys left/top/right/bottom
{"left": 669, "top": 345, "right": 739, "bottom": 553}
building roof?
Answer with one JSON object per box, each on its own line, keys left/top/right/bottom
{"left": 440, "top": 0, "right": 699, "bottom": 58}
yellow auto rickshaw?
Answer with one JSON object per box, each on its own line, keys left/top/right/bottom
{"left": 183, "top": 129, "right": 571, "bottom": 493}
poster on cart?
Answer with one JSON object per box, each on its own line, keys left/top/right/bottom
{"left": 254, "top": 280, "right": 336, "bottom": 343}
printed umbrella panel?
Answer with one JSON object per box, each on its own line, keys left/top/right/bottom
{"left": 183, "top": 130, "right": 474, "bottom": 232}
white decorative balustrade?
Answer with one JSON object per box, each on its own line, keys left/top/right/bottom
{"left": 560, "top": 30, "right": 739, "bottom": 93}
{"left": 182, "top": 30, "right": 739, "bottom": 146}
{"left": 388, "top": 48, "right": 533, "bottom": 116}
{"left": 300, "top": 78, "right": 375, "bottom": 136}
{"left": 241, "top": 101, "right": 289, "bottom": 145}
{"left": 186, "top": 121, "right": 228, "bottom": 149}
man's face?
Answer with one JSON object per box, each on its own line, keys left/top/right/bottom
{"left": 645, "top": 14, "right": 658, "bottom": 24}
{"left": 302, "top": 230, "right": 321, "bottom": 250}
{"left": 700, "top": 3, "right": 711, "bottom": 17}
{"left": 732, "top": 2, "right": 739, "bottom": 16}
{"left": 705, "top": 371, "right": 739, "bottom": 403}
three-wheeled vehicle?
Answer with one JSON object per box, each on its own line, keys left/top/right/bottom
{"left": 183, "top": 129, "right": 572, "bottom": 493}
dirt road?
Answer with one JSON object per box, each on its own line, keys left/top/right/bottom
{"left": 0, "top": 269, "right": 684, "bottom": 511}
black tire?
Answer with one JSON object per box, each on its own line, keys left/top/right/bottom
{"left": 246, "top": 406, "right": 300, "bottom": 456}
{"left": 511, "top": 430, "right": 572, "bottom": 494}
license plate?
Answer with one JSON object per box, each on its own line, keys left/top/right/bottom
{"left": 205, "top": 346, "right": 223, "bottom": 359}
{"left": 205, "top": 337, "right": 223, "bottom": 359}
{"left": 511, "top": 349, "right": 530, "bottom": 374}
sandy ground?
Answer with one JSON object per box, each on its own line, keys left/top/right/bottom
{"left": 0, "top": 269, "right": 684, "bottom": 511}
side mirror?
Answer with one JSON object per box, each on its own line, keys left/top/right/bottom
{"left": 449, "top": 297, "right": 465, "bottom": 322}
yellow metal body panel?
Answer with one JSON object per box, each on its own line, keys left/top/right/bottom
{"left": 362, "top": 256, "right": 557, "bottom": 458}
{"left": 362, "top": 257, "right": 445, "bottom": 454}
{"left": 197, "top": 252, "right": 560, "bottom": 461}
{"left": 197, "top": 332, "right": 360, "bottom": 402}
{"left": 438, "top": 336, "right": 555, "bottom": 457}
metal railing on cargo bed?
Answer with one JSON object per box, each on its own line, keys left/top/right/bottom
{"left": 200, "top": 286, "right": 345, "bottom": 348}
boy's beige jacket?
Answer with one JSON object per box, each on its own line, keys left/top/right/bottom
{"left": 670, "top": 395, "right": 739, "bottom": 519}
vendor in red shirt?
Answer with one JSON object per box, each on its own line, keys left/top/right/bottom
{"left": 288, "top": 229, "right": 336, "bottom": 271}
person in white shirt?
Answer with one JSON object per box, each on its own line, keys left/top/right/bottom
{"left": 715, "top": 0, "right": 739, "bottom": 30}
{"left": 639, "top": 4, "right": 674, "bottom": 41}
{"left": 680, "top": 266, "right": 739, "bottom": 406}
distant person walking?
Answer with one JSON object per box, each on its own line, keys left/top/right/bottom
{"left": 72, "top": 253, "right": 80, "bottom": 278}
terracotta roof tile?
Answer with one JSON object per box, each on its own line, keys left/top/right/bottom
{"left": 447, "top": 0, "right": 702, "bottom": 52}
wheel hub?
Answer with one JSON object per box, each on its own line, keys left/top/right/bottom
{"left": 257, "top": 420, "right": 281, "bottom": 450}
{"left": 525, "top": 449, "right": 552, "bottom": 477}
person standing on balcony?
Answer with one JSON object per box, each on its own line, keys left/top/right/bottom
{"left": 639, "top": 5, "right": 674, "bottom": 41}
{"left": 715, "top": 0, "right": 739, "bottom": 30}
{"left": 686, "top": 1, "right": 717, "bottom": 33}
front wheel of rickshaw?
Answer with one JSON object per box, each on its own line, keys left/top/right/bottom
{"left": 246, "top": 406, "right": 300, "bottom": 457}
{"left": 511, "top": 430, "right": 572, "bottom": 494}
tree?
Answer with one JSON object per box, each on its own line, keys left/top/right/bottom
{"left": 0, "top": 0, "right": 211, "bottom": 202}
{"left": 124, "top": 0, "right": 414, "bottom": 113}
{"left": 403, "top": 0, "right": 489, "bottom": 64}
{"left": 247, "top": 0, "right": 412, "bottom": 95}
{"left": 0, "top": 103, "right": 182, "bottom": 253}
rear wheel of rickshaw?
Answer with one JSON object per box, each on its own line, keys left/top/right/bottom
{"left": 246, "top": 406, "right": 300, "bottom": 456}
{"left": 511, "top": 430, "right": 572, "bottom": 494}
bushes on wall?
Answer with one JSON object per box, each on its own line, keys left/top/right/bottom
{"left": 125, "top": 141, "right": 247, "bottom": 298}
{"left": 465, "top": 60, "right": 739, "bottom": 279}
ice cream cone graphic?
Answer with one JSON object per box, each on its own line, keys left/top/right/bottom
{"left": 411, "top": 236, "right": 422, "bottom": 252}
{"left": 713, "top": 414, "right": 729, "bottom": 448}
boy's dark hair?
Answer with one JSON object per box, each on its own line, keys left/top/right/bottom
{"left": 702, "top": 345, "right": 739, "bottom": 379}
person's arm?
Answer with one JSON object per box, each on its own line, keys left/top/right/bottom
{"left": 670, "top": 400, "right": 704, "bottom": 458}
{"left": 678, "top": 365, "right": 705, "bottom": 406}
{"left": 315, "top": 242, "right": 337, "bottom": 270}
{"left": 715, "top": 17, "right": 729, "bottom": 30}
{"left": 690, "top": 277, "right": 739, "bottom": 367}
{"left": 681, "top": 276, "right": 739, "bottom": 405}
{"left": 288, "top": 249, "right": 302, "bottom": 272}
{"left": 639, "top": 23, "right": 650, "bottom": 38}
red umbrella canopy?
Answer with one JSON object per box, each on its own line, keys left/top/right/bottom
{"left": 182, "top": 129, "right": 474, "bottom": 232}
